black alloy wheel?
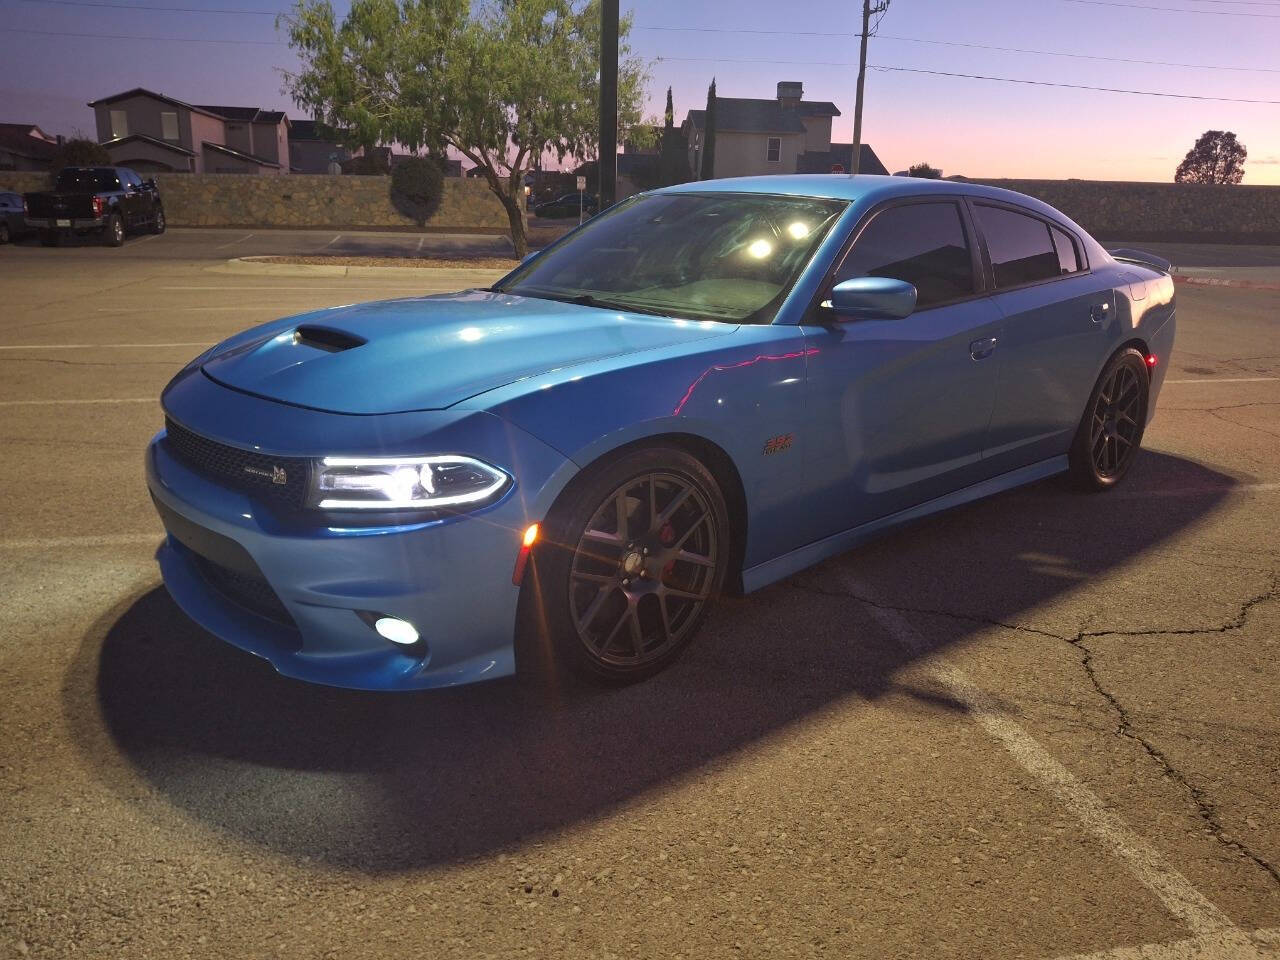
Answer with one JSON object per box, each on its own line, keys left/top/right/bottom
{"left": 0, "top": 221, "right": 9, "bottom": 244}
{"left": 521, "top": 446, "right": 731, "bottom": 682}
{"left": 1069, "top": 347, "right": 1150, "bottom": 490}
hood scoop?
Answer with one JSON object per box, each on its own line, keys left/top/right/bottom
{"left": 292, "top": 325, "right": 366, "bottom": 353}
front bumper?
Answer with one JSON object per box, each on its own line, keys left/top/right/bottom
{"left": 146, "top": 372, "right": 574, "bottom": 690}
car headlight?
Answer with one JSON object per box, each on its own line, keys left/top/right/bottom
{"left": 311, "top": 455, "right": 510, "bottom": 510}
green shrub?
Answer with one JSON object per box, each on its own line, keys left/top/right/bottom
{"left": 389, "top": 156, "right": 445, "bottom": 226}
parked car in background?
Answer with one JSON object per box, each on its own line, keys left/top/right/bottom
{"left": 146, "top": 175, "right": 1175, "bottom": 693}
{"left": 533, "top": 192, "right": 599, "bottom": 219}
{"left": 24, "top": 166, "right": 165, "bottom": 246}
{"left": 0, "top": 191, "right": 30, "bottom": 244}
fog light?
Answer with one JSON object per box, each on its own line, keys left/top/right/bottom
{"left": 373, "top": 616, "right": 419, "bottom": 645}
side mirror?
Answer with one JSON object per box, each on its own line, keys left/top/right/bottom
{"left": 144, "top": 178, "right": 157, "bottom": 189}
{"left": 823, "top": 277, "right": 917, "bottom": 321}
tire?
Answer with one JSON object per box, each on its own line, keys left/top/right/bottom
{"left": 40, "top": 230, "right": 58, "bottom": 247}
{"left": 104, "top": 212, "right": 124, "bottom": 247}
{"left": 0, "top": 222, "right": 9, "bottom": 244}
{"left": 1068, "top": 347, "right": 1150, "bottom": 491}
{"left": 520, "top": 446, "right": 731, "bottom": 683}
{"left": 151, "top": 206, "right": 166, "bottom": 235}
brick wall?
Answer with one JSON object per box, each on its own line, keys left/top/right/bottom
{"left": 0, "top": 171, "right": 518, "bottom": 233}
{"left": 972, "top": 179, "right": 1280, "bottom": 244}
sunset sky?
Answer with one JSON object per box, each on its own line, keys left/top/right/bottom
{"left": 4, "top": 0, "right": 1278, "bottom": 184}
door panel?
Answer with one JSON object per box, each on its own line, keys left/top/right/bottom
{"left": 800, "top": 297, "right": 1003, "bottom": 544}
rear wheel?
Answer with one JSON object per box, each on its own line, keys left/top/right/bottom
{"left": 522, "top": 447, "right": 730, "bottom": 683}
{"left": 0, "top": 222, "right": 9, "bottom": 244}
{"left": 1069, "top": 347, "right": 1149, "bottom": 491}
{"left": 104, "top": 213, "right": 124, "bottom": 247}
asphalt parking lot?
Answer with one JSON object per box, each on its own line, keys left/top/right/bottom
{"left": 1, "top": 233, "right": 1277, "bottom": 959}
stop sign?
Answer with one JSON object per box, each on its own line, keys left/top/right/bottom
{"left": 830, "top": 163, "right": 845, "bottom": 174}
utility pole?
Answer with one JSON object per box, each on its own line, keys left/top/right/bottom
{"left": 850, "top": 0, "right": 889, "bottom": 176}
{"left": 599, "top": 0, "right": 619, "bottom": 208}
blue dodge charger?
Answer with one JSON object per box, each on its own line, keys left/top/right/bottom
{"left": 147, "top": 175, "right": 1175, "bottom": 689}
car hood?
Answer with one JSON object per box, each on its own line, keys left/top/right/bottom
{"left": 201, "top": 289, "right": 735, "bottom": 415}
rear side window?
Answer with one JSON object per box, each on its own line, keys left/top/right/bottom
{"left": 974, "top": 204, "right": 1061, "bottom": 288}
{"left": 1051, "top": 225, "right": 1081, "bottom": 275}
{"left": 835, "top": 201, "right": 975, "bottom": 309}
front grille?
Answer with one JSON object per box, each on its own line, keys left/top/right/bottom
{"left": 165, "top": 417, "right": 309, "bottom": 509}
{"left": 192, "top": 552, "right": 298, "bottom": 631}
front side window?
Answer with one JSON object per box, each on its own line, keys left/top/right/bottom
{"left": 160, "top": 111, "right": 179, "bottom": 141}
{"left": 974, "top": 204, "right": 1062, "bottom": 288}
{"left": 497, "top": 192, "right": 847, "bottom": 325}
{"left": 766, "top": 137, "right": 782, "bottom": 163}
{"left": 834, "top": 201, "right": 976, "bottom": 309}
{"left": 109, "top": 110, "right": 128, "bottom": 139}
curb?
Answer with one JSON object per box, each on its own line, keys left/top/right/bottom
{"left": 209, "top": 257, "right": 510, "bottom": 281}
{"left": 1172, "top": 275, "right": 1280, "bottom": 293}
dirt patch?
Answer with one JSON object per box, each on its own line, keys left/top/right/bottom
{"left": 252, "top": 255, "right": 520, "bottom": 270}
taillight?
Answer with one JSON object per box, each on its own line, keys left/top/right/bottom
{"left": 91, "top": 196, "right": 105, "bottom": 218}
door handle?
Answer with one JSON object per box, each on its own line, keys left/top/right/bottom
{"left": 969, "top": 336, "right": 998, "bottom": 361}
{"left": 1090, "top": 302, "right": 1110, "bottom": 324}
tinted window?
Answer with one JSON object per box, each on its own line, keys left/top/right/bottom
{"left": 54, "top": 168, "right": 120, "bottom": 192}
{"left": 835, "top": 202, "right": 975, "bottom": 309}
{"left": 974, "top": 205, "right": 1060, "bottom": 288}
{"left": 1051, "top": 226, "right": 1081, "bottom": 275}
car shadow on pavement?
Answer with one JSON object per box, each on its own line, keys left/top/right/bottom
{"left": 69, "top": 450, "right": 1239, "bottom": 871}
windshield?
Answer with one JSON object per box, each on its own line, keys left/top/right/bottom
{"left": 498, "top": 192, "right": 847, "bottom": 324}
{"left": 54, "top": 168, "right": 119, "bottom": 192}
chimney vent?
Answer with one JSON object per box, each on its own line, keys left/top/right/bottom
{"left": 777, "top": 81, "right": 803, "bottom": 108}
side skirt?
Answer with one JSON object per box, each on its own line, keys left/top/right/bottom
{"left": 741, "top": 455, "right": 1069, "bottom": 593}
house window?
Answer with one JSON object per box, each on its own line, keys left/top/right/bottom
{"left": 766, "top": 137, "right": 782, "bottom": 163}
{"left": 110, "top": 110, "right": 128, "bottom": 140}
{"left": 160, "top": 111, "right": 179, "bottom": 141}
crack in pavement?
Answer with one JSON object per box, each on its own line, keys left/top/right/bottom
{"left": 790, "top": 572, "right": 1280, "bottom": 889}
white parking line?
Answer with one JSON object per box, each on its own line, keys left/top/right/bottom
{"left": 0, "top": 533, "right": 160, "bottom": 550}
{"left": 843, "top": 575, "right": 1256, "bottom": 947}
{"left": 324, "top": 234, "right": 341, "bottom": 247}
{"left": 0, "top": 342, "right": 212, "bottom": 350}
{"left": 214, "top": 233, "right": 255, "bottom": 249}
{"left": 0, "top": 397, "right": 154, "bottom": 407}
{"left": 1165, "top": 377, "right": 1278, "bottom": 384}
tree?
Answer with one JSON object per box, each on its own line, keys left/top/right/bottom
{"left": 1174, "top": 130, "right": 1247, "bottom": 185}
{"left": 390, "top": 155, "right": 445, "bottom": 225}
{"left": 907, "top": 161, "right": 941, "bottom": 179}
{"left": 281, "top": 0, "right": 650, "bottom": 256}
{"left": 657, "top": 86, "right": 691, "bottom": 186}
{"left": 49, "top": 137, "right": 110, "bottom": 174}
{"left": 699, "top": 78, "right": 716, "bottom": 181}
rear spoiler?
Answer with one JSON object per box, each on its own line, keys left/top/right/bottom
{"left": 1107, "top": 248, "right": 1173, "bottom": 274}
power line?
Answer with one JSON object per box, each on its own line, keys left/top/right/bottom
{"left": 18, "top": 0, "right": 280, "bottom": 13}
{"left": 1061, "top": 0, "right": 1280, "bottom": 15}
{"left": 653, "top": 57, "right": 1280, "bottom": 103}
{"left": 2, "top": 25, "right": 283, "bottom": 42}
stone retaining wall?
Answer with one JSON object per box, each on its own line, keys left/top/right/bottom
{"left": 0, "top": 171, "right": 517, "bottom": 233}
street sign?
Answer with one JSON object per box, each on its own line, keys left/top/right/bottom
{"left": 831, "top": 163, "right": 845, "bottom": 174}
{"left": 576, "top": 175, "right": 587, "bottom": 191}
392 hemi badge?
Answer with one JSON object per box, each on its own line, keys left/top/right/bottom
{"left": 762, "top": 433, "right": 794, "bottom": 456}
{"left": 244, "top": 464, "right": 289, "bottom": 485}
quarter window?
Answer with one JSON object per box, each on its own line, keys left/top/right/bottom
{"left": 834, "top": 201, "right": 976, "bottom": 309}
{"left": 766, "top": 137, "right": 781, "bottom": 163}
{"left": 1051, "top": 225, "right": 1081, "bottom": 275}
{"left": 109, "top": 110, "right": 128, "bottom": 139}
{"left": 160, "top": 111, "right": 179, "bottom": 141}
{"left": 973, "top": 204, "right": 1061, "bottom": 288}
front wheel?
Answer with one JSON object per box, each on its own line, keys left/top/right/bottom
{"left": 151, "top": 206, "right": 165, "bottom": 234}
{"left": 1068, "top": 347, "right": 1150, "bottom": 491}
{"left": 522, "top": 447, "right": 731, "bottom": 683}
{"left": 104, "top": 213, "right": 124, "bottom": 247}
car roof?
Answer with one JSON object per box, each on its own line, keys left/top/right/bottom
{"left": 659, "top": 174, "right": 1073, "bottom": 224}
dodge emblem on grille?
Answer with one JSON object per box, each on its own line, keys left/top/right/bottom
{"left": 244, "top": 464, "right": 288, "bottom": 485}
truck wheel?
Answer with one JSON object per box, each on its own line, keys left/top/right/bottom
{"left": 40, "top": 230, "right": 59, "bottom": 247}
{"left": 0, "top": 222, "right": 9, "bottom": 244}
{"left": 151, "top": 207, "right": 166, "bottom": 235}
{"left": 104, "top": 213, "right": 125, "bottom": 247}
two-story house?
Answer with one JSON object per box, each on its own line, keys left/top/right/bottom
{"left": 288, "top": 119, "right": 352, "bottom": 174}
{"left": 0, "top": 123, "right": 59, "bottom": 171}
{"left": 682, "top": 81, "right": 887, "bottom": 179}
{"left": 88, "top": 89, "right": 288, "bottom": 174}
